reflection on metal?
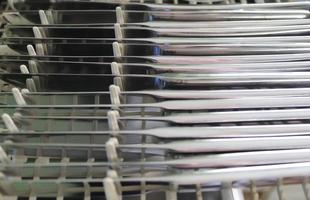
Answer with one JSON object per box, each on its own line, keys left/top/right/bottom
{"left": 1, "top": 0, "right": 310, "bottom": 200}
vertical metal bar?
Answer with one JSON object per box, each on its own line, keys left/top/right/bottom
{"left": 303, "top": 177, "right": 310, "bottom": 200}
{"left": 277, "top": 179, "right": 287, "bottom": 200}
{"left": 221, "top": 182, "right": 245, "bottom": 200}
{"left": 250, "top": 180, "right": 259, "bottom": 200}
{"left": 196, "top": 184, "right": 203, "bottom": 200}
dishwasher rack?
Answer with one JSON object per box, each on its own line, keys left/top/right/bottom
{"left": 2, "top": 0, "right": 310, "bottom": 200}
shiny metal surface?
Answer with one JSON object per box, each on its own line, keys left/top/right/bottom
{"left": 2, "top": 0, "right": 310, "bottom": 200}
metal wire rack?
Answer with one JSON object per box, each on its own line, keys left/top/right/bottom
{"left": 2, "top": 0, "right": 310, "bottom": 200}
